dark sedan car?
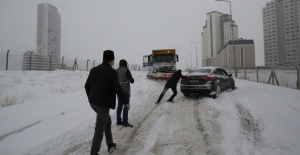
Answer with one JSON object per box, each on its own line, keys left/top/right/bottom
{"left": 180, "top": 67, "right": 235, "bottom": 98}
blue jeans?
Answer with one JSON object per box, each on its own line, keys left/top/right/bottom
{"left": 117, "top": 92, "right": 130, "bottom": 124}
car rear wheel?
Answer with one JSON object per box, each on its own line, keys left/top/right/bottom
{"left": 183, "top": 93, "right": 191, "bottom": 97}
{"left": 212, "top": 85, "right": 221, "bottom": 99}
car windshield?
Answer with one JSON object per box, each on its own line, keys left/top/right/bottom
{"left": 189, "top": 69, "right": 211, "bottom": 74}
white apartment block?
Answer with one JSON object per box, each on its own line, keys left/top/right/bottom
{"left": 201, "top": 11, "right": 239, "bottom": 67}
{"left": 36, "top": 3, "right": 61, "bottom": 62}
{"left": 220, "top": 14, "right": 239, "bottom": 48}
{"left": 263, "top": 0, "right": 300, "bottom": 67}
{"left": 22, "top": 50, "right": 61, "bottom": 71}
{"left": 217, "top": 39, "right": 256, "bottom": 68}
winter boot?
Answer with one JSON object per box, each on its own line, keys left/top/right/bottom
{"left": 123, "top": 122, "right": 133, "bottom": 128}
{"left": 108, "top": 143, "right": 116, "bottom": 153}
{"left": 117, "top": 121, "right": 123, "bottom": 125}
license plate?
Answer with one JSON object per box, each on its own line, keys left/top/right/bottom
{"left": 189, "top": 80, "right": 199, "bottom": 83}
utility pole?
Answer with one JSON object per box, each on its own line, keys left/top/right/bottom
{"left": 187, "top": 52, "right": 192, "bottom": 69}
{"left": 190, "top": 42, "right": 198, "bottom": 68}
{"left": 215, "top": 0, "right": 237, "bottom": 77}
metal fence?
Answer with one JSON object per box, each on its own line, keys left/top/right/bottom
{"left": 225, "top": 66, "right": 300, "bottom": 90}
{"left": 0, "top": 50, "right": 142, "bottom": 71}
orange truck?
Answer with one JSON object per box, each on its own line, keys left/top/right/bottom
{"left": 143, "top": 49, "right": 179, "bottom": 80}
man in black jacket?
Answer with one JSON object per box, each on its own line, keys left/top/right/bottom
{"left": 85, "top": 50, "right": 129, "bottom": 155}
{"left": 156, "top": 69, "right": 185, "bottom": 104}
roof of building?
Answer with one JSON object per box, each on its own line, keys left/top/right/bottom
{"left": 218, "top": 39, "right": 254, "bottom": 54}
{"left": 226, "top": 39, "right": 254, "bottom": 45}
{"left": 206, "top": 11, "right": 223, "bottom": 15}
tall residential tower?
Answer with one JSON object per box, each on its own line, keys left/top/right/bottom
{"left": 201, "top": 11, "right": 238, "bottom": 66}
{"left": 263, "top": 0, "right": 300, "bottom": 67}
{"left": 36, "top": 3, "right": 61, "bottom": 62}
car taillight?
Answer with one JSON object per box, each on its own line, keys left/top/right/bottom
{"left": 201, "top": 76, "right": 214, "bottom": 81}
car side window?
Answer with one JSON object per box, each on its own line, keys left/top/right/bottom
{"left": 214, "top": 69, "right": 223, "bottom": 75}
{"left": 220, "top": 69, "right": 229, "bottom": 76}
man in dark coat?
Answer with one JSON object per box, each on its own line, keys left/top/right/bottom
{"left": 116, "top": 59, "right": 134, "bottom": 127}
{"left": 85, "top": 50, "right": 129, "bottom": 155}
{"left": 156, "top": 69, "right": 185, "bottom": 104}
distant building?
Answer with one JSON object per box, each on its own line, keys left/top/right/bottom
{"left": 22, "top": 3, "right": 61, "bottom": 71}
{"left": 22, "top": 50, "right": 61, "bottom": 71}
{"left": 36, "top": 3, "right": 61, "bottom": 62}
{"left": 217, "top": 39, "right": 256, "bottom": 68}
{"left": 201, "top": 11, "right": 238, "bottom": 67}
{"left": 263, "top": 0, "right": 300, "bottom": 67}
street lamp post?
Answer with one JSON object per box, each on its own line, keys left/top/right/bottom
{"left": 184, "top": 57, "right": 188, "bottom": 70}
{"left": 215, "top": 0, "right": 237, "bottom": 77}
{"left": 190, "top": 42, "right": 198, "bottom": 68}
{"left": 187, "top": 52, "right": 192, "bottom": 69}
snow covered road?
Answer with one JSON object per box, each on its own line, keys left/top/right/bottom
{"left": 0, "top": 71, "right": 300, "bottom": 155}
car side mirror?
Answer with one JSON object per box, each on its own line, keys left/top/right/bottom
{"left": 228, "top": 74, "right": 232, "bottom": 77}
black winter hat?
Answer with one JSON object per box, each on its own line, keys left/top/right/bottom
{"left": 119, "top": 59, "right": 128, "bottom": 68}
{"left": 103, "top": 50, "right": 115, "bottom": 61}
{"left": 178, "top": 69, "right": 182, "bottom": 72}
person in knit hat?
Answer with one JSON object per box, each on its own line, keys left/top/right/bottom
{"left": 156, "top": 69, "right": 186, "bottom": 104}
{"left": 116, "top": 59, "right": 135, "bottom": 127}
{"left": 85, "top": 50, "right": 129, "bottom": 154}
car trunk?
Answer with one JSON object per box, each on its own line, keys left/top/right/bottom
{"left": 182, "top": 73, "right": 212, "bottom": 85}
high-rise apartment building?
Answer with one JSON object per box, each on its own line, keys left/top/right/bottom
{"left": 201, "top": 11, "right": 238, "bottom": 66}
{"left": 263, "top": 0, "right": 300, "bottom": 67}
{"left": 36, "top": 3, "right": 61, "bottom": 62}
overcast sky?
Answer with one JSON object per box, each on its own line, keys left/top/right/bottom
{"left": 0, "top": 0, "right": 271, "bottom": 69}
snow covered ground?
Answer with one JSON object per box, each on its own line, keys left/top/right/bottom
{"left": 0, "top": 70, "right": 300, "bottom": 155}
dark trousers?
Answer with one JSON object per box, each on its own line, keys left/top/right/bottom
{"left": 90, "top": 105, "right": 113, "bottom": 155}
{"left": 157, "top": 83, "right": 177, "bottom": 102}
{"left": 117, "top": 92, "right": 130, "bottom": 124}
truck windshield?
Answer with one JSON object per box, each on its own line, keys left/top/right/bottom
{"left": 155, "top": 55, "right": 174, "bottom": 62}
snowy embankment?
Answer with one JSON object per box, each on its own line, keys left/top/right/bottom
{"left": 0, "top": 70, "right": 299, "bottom": 155}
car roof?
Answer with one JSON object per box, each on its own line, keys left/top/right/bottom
{"left": 192, "top": 66, "right": 220, "bottom": 70}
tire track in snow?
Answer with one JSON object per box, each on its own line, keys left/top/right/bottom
{"left": 98, "top": 80, "right": 163, "bottom": 155}
{"left": 63, "top": 76, "right": 162, "bottom": 155}
{"left": 193, "top": 97, "right": 224, "bottom": 155}
{"left": 235, "top": 102, "right": 265, "bottom": 152}
{"left": 108, "top": 103, "right": 164, "bottom": 155}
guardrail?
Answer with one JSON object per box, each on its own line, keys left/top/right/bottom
{"left": 225, "top": 67, "right": 300, "bottom": 90}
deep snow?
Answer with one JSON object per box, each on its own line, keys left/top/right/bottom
{"left": 0, "top": 70, "right": 299, "bottom": 155}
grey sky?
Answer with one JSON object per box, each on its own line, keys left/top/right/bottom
{"left": 0, "top": 0, "right": 270, "bottom": 69}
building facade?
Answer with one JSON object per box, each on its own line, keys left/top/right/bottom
{"left": 36, "top": 3, "right": 61, "bottom": 62}
{"left": 263, "top": 0, "right": 300, "bottom": 67}
{"left": 201, "top": 11, "right": 238, "bottom": 67}
{"left": 22, "top": 50, "right": 61, "bottom": 71}
{"left": 217, "top": 40, "right": 256, "bottom": 69}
